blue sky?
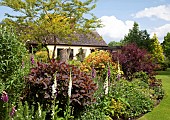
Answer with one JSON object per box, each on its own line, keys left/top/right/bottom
{"left": 0, "top": 0, "right": 170, "bottom": 43}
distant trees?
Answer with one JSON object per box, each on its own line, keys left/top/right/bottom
{"left": 122, "top": 22, "right": 150, "bottom": 50}
{"left": 108, "top": 41, "right": 122, "bottom": 47}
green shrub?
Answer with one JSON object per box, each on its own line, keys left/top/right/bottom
{"left": 0, "top": 25, "right": 30, "bottom": 120}
{"left": 110, "top": 79, "right": 154, "bottom": 119}
{"left": 23, "top": 60, "right": 97, "bottom": 118}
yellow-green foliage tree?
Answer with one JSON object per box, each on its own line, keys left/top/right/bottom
{"left": 149, "top": 33, "right": 164, "bottom": 64}
{"left": 0, "top": 0, "right": 101, "bottom": 60}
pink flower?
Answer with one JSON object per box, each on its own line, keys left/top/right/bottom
{"left": 10, "top": 106, "right": 16, "bottom": 117}
{"left": 1, "top": 91, "right": 9, "bottom": 102}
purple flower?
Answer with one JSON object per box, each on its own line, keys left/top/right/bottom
{"left": 30, "top": 55, "right": 35, "bottom": 65}
{"left": 10, "top": 106, "right": 16, "bottom": 117}
{"left": 1, "top": 91, "right": 9, "bottom": 102}
{"left": 91, "top": 66, "right": 96, "bottom": 78}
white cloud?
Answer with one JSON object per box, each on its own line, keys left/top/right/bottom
{"left": 96, "top": 16, "right": 134, "bottom": 43}
{"left": 150, "top": 24, "right": 170, "bottom": 43}
{"left": 133, "top": 5, "right": 170, "bottom": 21}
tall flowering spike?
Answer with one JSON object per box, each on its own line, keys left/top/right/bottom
{"left": 104, "top": 74, "right": 109, "bottom": 95}
{"left": 117, "top": 58, "right": 121, "bottom": 80}
{"left": 1, "top": 91, "right": 9, "bottom": 102}
{"left": 52, "top": 71, "right": 57, "bottom": 98}
{"left": 10, "top": 106, "right": 16, "bottom": 117}
{"left": 91, "top": 66, "right": 96, "bottom": 78}
{"left": 68, "top": 68, "right": 72, "bottom": 98}
{"left": 108, "top": 64, "right": 111, "bottom": 80}
{"left": 30, "top": 54, "right": 35, "bottom": 65}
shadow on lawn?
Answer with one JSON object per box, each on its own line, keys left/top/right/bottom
{"left": 156, "top": 68, "right": 170, "bottom": 76}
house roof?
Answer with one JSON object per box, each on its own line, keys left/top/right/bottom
{"left": 28, "top": 31, "right": 108, "bottom": 47}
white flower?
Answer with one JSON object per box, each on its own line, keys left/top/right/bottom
{"left": 68, "top": 69, "right": 72, "bottom": 98}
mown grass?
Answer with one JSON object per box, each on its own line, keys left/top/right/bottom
{"left": 138, "top": 68, "right": 170, "bottom": 120}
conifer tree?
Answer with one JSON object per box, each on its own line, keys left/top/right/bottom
{"left": 149, "top": 33, "right": 164, "bottom": 64}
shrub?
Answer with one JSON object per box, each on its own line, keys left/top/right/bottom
{"left": 0, "top": 25, "right": 30, "bottom": 120}
{"left": 110, "top": 79, "right": 154, "bottom": 119}
{"left": 149, "top": 77, "right": 164, "bottom": 102}
{"left": 83, "top": 50, "right": 114, "bottom": 71}
{"left": 112, "top": 43, "right": 156, "bottom": 80}
{"left": 83, "top": 50, "right": 117, "bottom": 82}
{"left": 23, "top": 60, "right": 97, "bottom": 117}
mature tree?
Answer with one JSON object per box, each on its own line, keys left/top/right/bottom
{"left": 108, "top": 40, "right": 122, "bottom": 47}
{"left": 162, "top": 32, "right": 170, "bottom": 60}
{"left": 149, "top": 33, "right": 164, "bottom": 64}
{"left": 0, "top": 0, "right": 101, "bottom": 60}
{"left": 122, "top": 22, "right": 150, "bottom": 50}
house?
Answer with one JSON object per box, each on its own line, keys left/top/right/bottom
{"left": 27, "top": 31, "right": 108, "bottom": 60}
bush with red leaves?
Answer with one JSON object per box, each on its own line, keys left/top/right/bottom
{"left": 23, "top": 60, "right": 97, "bottom": 116}
{"left": 112, "top": 44, "right": 156, "bottom": 80}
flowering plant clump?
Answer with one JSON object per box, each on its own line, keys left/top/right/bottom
{"left": 83, "top": 50, "right": 117, "bottom": 79}
{"left": 23, "top": 60, "right": 97, "bottom": 117}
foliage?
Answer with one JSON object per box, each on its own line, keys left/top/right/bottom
{"left": 149, "top": 34, "right": 165, "bottom": 66}
{"left": 1, "top": 0, "right": 101, "bottom": 59}
{"left": 83, "top": 50, "right": 117, "bottom": 75}
{"left": 121, "top": 22, "right": 151, "bottom": 50}
{"left": 35, "top": 49, "right": 49, "bottom": 63}
{"left": 149, "top": 77, "right": 164, "bottom": 101}
{"left": 78, "top": 105, "right": 108, "bottom": 120}
{"left": 0, "top": 25, "right": 30, "bottom": 120}
{"left": 139, "top": 68, "right": 170, "bottom": 120}
{"left": 112, "top": 43, "right": 156, "bottom": 80}
{"left": 23, "top": 60, "right": 97, "bottom": 117}
{"left": 162, "top": 32, "right": 170, "bottom": 61}
{"left": 110, "top": 79, "right": 154, "bottom": 119}
{"left": 0, "top": 25, "right": 27, "bottom": 82}
{"left": 13, "top": 101, "right": 46, "bottom": 120}
{"left": 108, "top": 41, "right": 122, "bottom": 47}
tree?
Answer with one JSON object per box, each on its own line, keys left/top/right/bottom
{"left": 122, "top": 22, "right": 150, "bottom": 50}
{"left": 0, "top": 0, "right": 101, "bottom": 60}
{"left": 108, "top": 41, "right": 122, "bottom": 47}
{"left": 149, "top": 33, "right": 165, "bottom": 64}
{"left": 162, "top": 32, "right": 170, "bottom": 60}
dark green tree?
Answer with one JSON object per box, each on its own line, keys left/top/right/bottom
{"left": 162, "top": 32, "right": 170, "bottom": 60}
{"left": 0, "top": 0, "right": 101, "bottom": 59}
{"left": 122, "top": 22, "right": 150, "bottom": 50}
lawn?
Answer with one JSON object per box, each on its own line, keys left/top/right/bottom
{"left": 138, "top": 68, "right": 170, "bottom": 120}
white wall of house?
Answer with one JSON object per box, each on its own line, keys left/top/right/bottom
{"left": 47, "top": 45, "right": 100, "bottom": 59}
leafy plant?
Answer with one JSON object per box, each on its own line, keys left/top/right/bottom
{"left": 112, "top": 43, "right": 156, "bottom": 80}
{"left": 0, "top": 25, "right": 30, "bottom": 120}
{"left": 23, "top": 60, "right": 97, "bottom": 117}
{"left": 110, "top": 79, "right": 154, "bottom": 119}
{"left": 13, "top": 101, "right": 46, "bottom": 120}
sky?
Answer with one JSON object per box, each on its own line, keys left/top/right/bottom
{"left": 0, "top": 0, "right": 170, "bottom": 44}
